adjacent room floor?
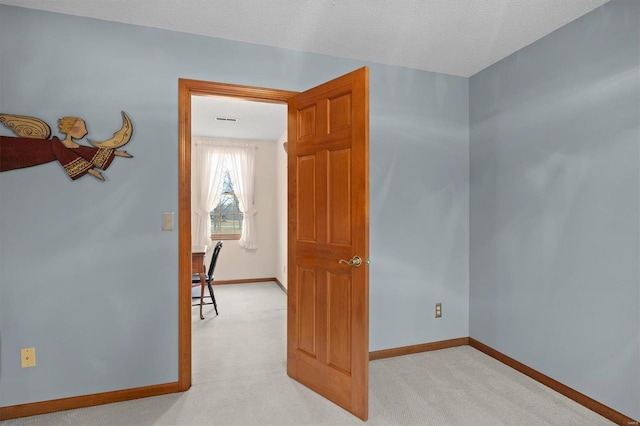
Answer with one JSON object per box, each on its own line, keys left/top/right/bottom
{"left": 2, "top": 282, "right": 612, "bottom": 425}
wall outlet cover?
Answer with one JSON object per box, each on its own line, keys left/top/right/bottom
{"left": 21, "top": 347, "right": 36, "bottom": 368}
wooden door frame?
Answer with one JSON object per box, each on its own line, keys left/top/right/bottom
{"left": 177, "top": 79, "right": 298, "bottom": 390}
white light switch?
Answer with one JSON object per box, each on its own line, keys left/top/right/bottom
{"left": 162, "top": 212, "right": 174, "bottom": 231}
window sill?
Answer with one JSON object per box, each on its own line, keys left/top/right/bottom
{"left": 211, "top": 235, "right": 241, "bottom": 241}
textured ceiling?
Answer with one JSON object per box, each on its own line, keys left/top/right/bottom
{"left": 1, "top": 0, "right": 610, "bottom": 140}
{"left": 1, "top": 0, "right": 608, "bottom": 77}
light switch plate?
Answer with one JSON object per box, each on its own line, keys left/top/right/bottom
{"left": 162, "top": 212, "right": 174, "bottom": 231}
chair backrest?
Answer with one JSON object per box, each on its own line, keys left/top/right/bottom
{"left": 206, "top": 241, "right": 223, "bottom": 281}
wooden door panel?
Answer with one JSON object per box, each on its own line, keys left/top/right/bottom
{"left": 296, "top": 155, "right": 317, "bottom": 242}
{"left": 288, "top": 67, "right": 369, "bottom": 420}
{"left": 297, "top": 105, "right": 317, "bottom": 141}
{"left": 328, "top": 93, "right": 352, "bottom": 133}
{"left": 328, "top": 148, "right": 351, "bottom": 245}
{"left": 327, "top": 272, "right": 351, "bottom": 373}
{"left": 297, "top": 267, "right": 317, "bottom": 357}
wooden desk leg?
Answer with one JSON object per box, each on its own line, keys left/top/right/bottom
{"left": 198, "top": 271, "right": 206, "bottom": 320}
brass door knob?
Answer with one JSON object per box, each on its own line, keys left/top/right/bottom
{"left": 339, "top": 255, "right": 363, "bottom": 267}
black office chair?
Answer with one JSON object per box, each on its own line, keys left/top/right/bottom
{"left": 192, "top": 241, "right": 222, "bottom": 319}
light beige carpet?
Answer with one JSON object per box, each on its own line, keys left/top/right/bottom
{"left": 2, "top": 282, "right": 612, "bottom": 425}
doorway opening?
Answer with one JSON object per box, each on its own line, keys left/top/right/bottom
{"left": 177, "top": 79, "right": 297, "bottom": 390}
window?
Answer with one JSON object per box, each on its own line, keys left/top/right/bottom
{"left": 192, "top": 139, "right": 257, "bottom": 249}
{"left": 210, "top": 169, "right": 243, "bottom": 239}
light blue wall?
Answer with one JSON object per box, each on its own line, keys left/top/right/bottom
{"left": 469, "top": 0, "right": 639, "bottom": 420}
{"left": 370, "top": 68, "right": 469, "bottom": 348}
{"left": 0, "top": 5, "right": 470, "bottom": 406}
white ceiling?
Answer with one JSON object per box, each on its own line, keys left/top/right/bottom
{"left": 191, "top": 96, "right": 287, "bottom": 142}
{"left": 1, "top": 0, "right": 609, "bottom": 139}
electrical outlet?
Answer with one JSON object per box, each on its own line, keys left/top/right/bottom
{"left": 435, "top": 303, "right": 442, "bottom": 318}
{"left": 21, "top": 347, "right": 36, "bottom": 368}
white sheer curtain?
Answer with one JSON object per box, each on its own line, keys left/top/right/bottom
{"left": 192, "top": 138, "right": 225, "bottom": 249}
{"left": 227, "top": 144, "right": 258, "bottom": 249}
{"left": 192, "top": 138, "right": 258, "bottom": 250}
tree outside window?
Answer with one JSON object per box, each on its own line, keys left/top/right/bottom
{"left": 210, "top": 169, "right": 243, "bottom": 239}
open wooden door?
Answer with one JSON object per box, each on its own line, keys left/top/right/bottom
{"left": 287, "top": 67, "right": 369, "bottom": 420}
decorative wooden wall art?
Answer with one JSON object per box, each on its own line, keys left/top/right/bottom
{"left": 0, "top": 111, "right": 134, "bottom": 181}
